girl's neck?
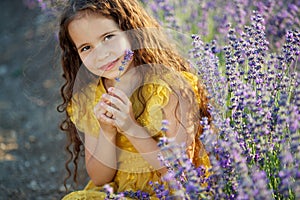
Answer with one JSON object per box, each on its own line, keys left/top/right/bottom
{"left": 104, "top": 67, "right": 142, "bottom": 96}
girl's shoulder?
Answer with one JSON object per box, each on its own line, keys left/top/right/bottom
{"left": 139, "top": 70, "right": 200, "bottom": 103}
{"left": 142, "top": 70, "right": 199, "bottom": 88}
{"left": 66, "top": 80, "right": 103, "bottom": 136}
{"left": 145, "top": 70, "right": 200, "bottom": 95}
{"left": 133, "top": 71, "right": 200, "bottom": 136}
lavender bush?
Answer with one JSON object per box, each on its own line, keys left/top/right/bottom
{"left": 155, "top": 11, "right": 300, "bottom": 200}
{"left": 24, "top": 0, "right": 300, "bottom": 199}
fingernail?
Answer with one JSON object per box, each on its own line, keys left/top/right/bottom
{"left": 108, "top": 87, "right": 113, "bottom": 92}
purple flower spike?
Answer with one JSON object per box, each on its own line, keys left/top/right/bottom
{"left": 118, "top": 66, "right": 124, "bottom": 71}
{"left": 115, "top": 49, "right": 134, "bottom": 82}
{"left": 123, "top": 49, "right": 134, "bottom": 63}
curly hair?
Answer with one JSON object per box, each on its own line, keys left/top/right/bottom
{"left": 57, "top": 0, "right": 211, "bottom": 188}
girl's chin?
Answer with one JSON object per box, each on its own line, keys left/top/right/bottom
{"left": 96, "top": 71, "right": 119, "bottom": 80}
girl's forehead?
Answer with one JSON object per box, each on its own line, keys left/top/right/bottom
{"left": 69, "top": 11, "right": 118, "bottom": 30}
{"left": 74, "top": 10, "right": 107, "bottom": 21}
{"left": 68, "top": 11, "right": 121, "bottom": 44}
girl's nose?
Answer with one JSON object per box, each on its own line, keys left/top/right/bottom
{"left": 95, "top": 43, "right": 109, "bottom": 61}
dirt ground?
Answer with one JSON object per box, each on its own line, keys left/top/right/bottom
{"left": 0, "top": 1, "right": 88, "bottom": 199}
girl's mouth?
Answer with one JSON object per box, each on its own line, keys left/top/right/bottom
{"left": 99, "top": 58, "right": 119, "bottom": 71}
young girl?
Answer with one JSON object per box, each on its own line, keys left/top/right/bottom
{"left": 57, "top": 0, "right": 211, "bottom": 199}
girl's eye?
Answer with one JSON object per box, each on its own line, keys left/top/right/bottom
{"left": 80, "top": 46, "right": 90, "bottom": 52}
{"left": 104, "top": 34, "right": 114, "bottom": 42}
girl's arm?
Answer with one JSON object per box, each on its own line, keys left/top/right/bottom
{"left": 101, "top": 88, "right": 191, "bottom": 174}
{"left": 84, "top": 131, "right": 117, "bottom": 186}
{"left": 84, "top": 101, "right": 119, "bottom": 186}
{"left": 124, "top": 92, "right": 191, "bottom": 174}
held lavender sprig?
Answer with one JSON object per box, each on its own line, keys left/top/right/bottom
{"left": 115, "top": 49, "right": 134, "bottom": 82}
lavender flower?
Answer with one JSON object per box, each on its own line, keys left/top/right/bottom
{"left": 115, "top": 49, "right": 134, "bottom": 82}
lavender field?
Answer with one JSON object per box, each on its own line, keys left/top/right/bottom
{"left": 9, "top": 0, "right": 300, "bottom": 199}
{"left": 143, "top": 0, "right": 300, "bottom": 199}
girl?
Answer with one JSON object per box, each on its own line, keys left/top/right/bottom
{"left": 57, "top": 0, "right": 211, "bottom": 199}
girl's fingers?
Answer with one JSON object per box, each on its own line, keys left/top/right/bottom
{"left": 94, "top": 103, "right": 115, "bottom": 126}
{"left": 94, "top": 102, "right": 105, "bottom": 116}
{"left": 101, "top": 93, "right": 127, "bottom": 112}
{"left": 100, "top": 102, "right": 120, "bottom": 119}
{"left": 100, "top": 113, "right": 115, "bottom": 124}
{"left": 107, "top": 87, "right": 130, "bottom": 105}
{"left": 94, "top": 101, "right": 113, "bottom": 120}
{"left": 94, "top": 88, "right": 134, "bottom": 131}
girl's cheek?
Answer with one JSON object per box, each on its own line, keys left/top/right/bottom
{"left": 82, "top": 53, "right": 95, "bottom": 69}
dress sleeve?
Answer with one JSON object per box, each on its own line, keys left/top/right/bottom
{"left": 134, "top": 82, "right": 171, "bottom": 139}
{"left": 134, "top": 72, "right": 200, "bottom": 140}
{"left": 66, "top": 82, "right": 102, "bottom": 138}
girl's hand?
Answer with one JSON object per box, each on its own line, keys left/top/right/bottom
{"left": 99, "top": 87, "right": 139, "bottom": 135}
{"left": 94, "top": 96, "right": 117, "bottom": 136}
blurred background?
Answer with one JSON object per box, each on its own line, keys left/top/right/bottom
{"left": 0, "top": 1, "right": 81, "bottom": 199}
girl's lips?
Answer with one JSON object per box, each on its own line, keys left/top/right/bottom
{"left": 99, "top": 58, "right": 119, "bottom": 71}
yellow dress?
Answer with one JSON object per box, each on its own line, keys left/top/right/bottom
{"left": 63, "top": 72, "right": 211, "bottom": 199}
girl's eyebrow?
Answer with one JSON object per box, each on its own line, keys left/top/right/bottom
{"left": 76, "top": 30, "right": 119, "bottom": 50}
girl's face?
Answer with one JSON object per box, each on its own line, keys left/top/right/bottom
{"left": 68, "top": 13, "right": 133, "bottom": 79}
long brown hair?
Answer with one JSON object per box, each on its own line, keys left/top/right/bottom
{"left": 57, "top": 0, "right": 211, "bottom": 188}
